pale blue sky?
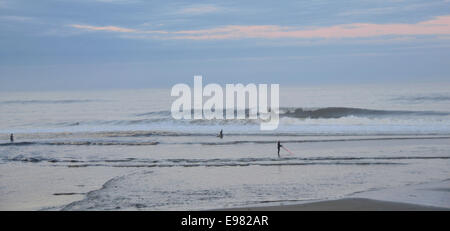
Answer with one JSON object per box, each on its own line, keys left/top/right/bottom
{"left": 1, "top": 0, "right": 450, "bottom": 91}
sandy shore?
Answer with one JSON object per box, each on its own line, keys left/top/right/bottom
{"left": 221, "top": 198, "right": 448, "bottom": 211}
{"left": 220, "top": 180, "right": 450, "bottom": 211}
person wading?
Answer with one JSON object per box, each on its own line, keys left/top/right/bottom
{"left": 277, "top": 141, "right": 282, "bottom": 158}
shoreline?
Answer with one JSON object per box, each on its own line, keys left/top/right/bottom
{"left": 218, "top": 198, "right": 448, "bottom": 211}
{"left": 218, "top": 179, "right": 450, "bottom": 211}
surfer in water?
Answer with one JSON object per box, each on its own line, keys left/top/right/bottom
{"left": 218, "top": 129, "right": 223, "bottom": 139}
{"left": 277, "top": 141, "right": 282, "bottom": 158}
{"left": 10, "top": 133, "right": 14, "bottom": 143}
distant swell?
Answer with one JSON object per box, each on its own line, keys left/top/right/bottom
{"left": 393, "top": 95, "right": 450, "bottom": 102}
{"left": 0, "top": 99, "right": 99, "bottom": 105}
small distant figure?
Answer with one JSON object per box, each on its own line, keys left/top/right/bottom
{"left": 10, "top": 133, "right": 14, "bottom": 143}
{"left": 277, "top": 141, "right": 282, "bottom": 158}
{"left": 218, "top": 129, "right": 223, "bottom": 139}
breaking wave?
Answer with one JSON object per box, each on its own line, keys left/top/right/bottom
{"left": 9, "top": 155, "right": 449, "bottom": 167}
{"left": 3, "top": 106, "right": 450, "bottom": 136}
{"left": 0, "top": 141, "right": 158, "bottom": 146}
{"left": 2, "top": 136, "right": 449, "bottom": 146}
{"left": 134, "top": 107, "right": 450, "bottom": 120}
{"left": 279, "top": 107, "right": 449, "bottom": 119}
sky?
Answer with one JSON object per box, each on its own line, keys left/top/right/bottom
{"left": 1, "top": 0, "right": 450, "bottom": 91}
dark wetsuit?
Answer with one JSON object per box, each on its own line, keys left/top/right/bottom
{"left": 277, "top": 141, "right": 282, "bottom": 157}
{"left": 218, "top": 130, "right": 223, "bottom": 139}
{"left": 10, "top": 134, "right": 14, "bottom": 143}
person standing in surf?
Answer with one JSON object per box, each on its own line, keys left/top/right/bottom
{"left": 218, "top": 129, "right": 223, "bottom": 139}
{"left": 10, "top": 133, "right": 14, "bottom": 143}
{"left": 277, "top": 141, "right": 282, "bottom": 158}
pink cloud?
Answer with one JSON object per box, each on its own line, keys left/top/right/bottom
{"left": 71, "top": 24, "right": 137, "bottom": 33}
{"left": 70, "top": 15, "right": 450, "bottom": 40}
{"left": 70, "top": 24, "right": 168, "bottom": 34}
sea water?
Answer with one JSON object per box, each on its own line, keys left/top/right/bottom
{"left": 0, "top": 83, "right": 449, "bottom": 210}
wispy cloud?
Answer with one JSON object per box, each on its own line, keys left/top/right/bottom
{"left": 70, "top": 15, "right": 450, "bottom": 40}
{"left": 0, "top": 15, "right": 36, "bottom": 22}
{"left": 338, "top": 1, "right": 446, "bottom": 16}
{"left": 177, "top": 4, "right": 221, "bottom": 15}
{"left": 70, "top": 24, "right": 169, "bottom": 35}
{"left": 94, "top": 0, "right": 140, "bottom": 4}
{"left": 71, "top": 24, "right": 138, "bottom": 33}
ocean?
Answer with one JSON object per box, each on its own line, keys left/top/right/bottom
{"left": 1, "top": 83, "right": 450, "bottom": 210}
